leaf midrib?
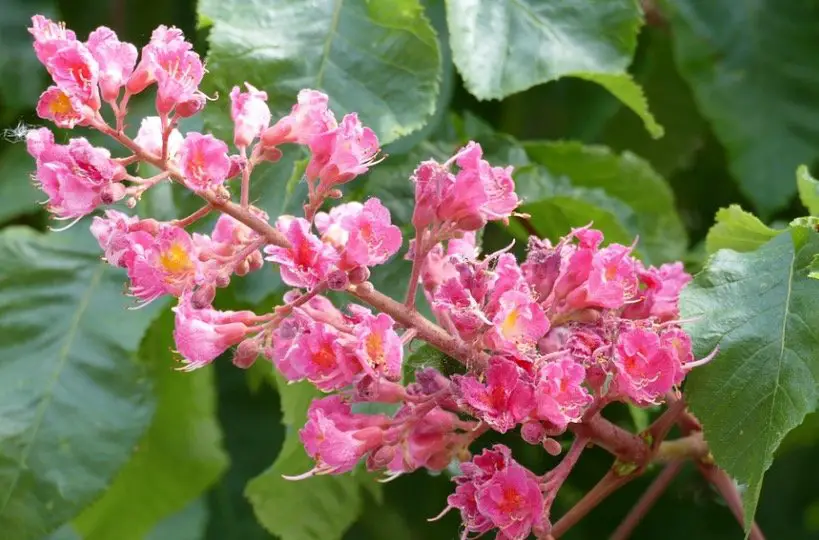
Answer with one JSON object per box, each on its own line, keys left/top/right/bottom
{"left": 0, "top": 261, "right": 106, "bottom": 515}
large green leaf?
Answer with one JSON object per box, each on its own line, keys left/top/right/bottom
{"left": 664, "top": 0, "right": 819, "bottom": 217}
{"left": 445, "top": 0, "right": 662, "bottom": 138}
{"left": 73, "top": 311, "right": 228, "bottom": 540}
{"left": 0, "top": 227, "right": 161, "bottom": 540}
{"left": 797, "top": 165, "right": 819, "bottom": 217}
{"left": 523, "top": 141, "right": 687, "bottom": 263}
{"left": 0, "top": 145, "right": 41, "bottom": 224}
{"left": 245, "top": 378, "right": 372, "bottom": 540}
{"left": 199, "top": 0, "right": 441, "bottom": 145}
{"left": 705, "top": 205, "right": 782, "bottom": 255}
{"left": 682, "top": 228, "right": 819, "bottom": 529}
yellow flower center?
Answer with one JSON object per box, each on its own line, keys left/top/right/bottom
{"left": 501, "top": 309, "right": 519, "bottom": 338}
{"left": 49, "top": 91, "right": 73, "bottom": 115}
{"left": 366, "top": 332, "right": 384, "bottom": 365}
{"left": 159, "top": 242, "right": 193, "bottom": 275}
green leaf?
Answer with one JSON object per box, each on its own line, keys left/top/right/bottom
{"left": 245, "top": 378, "right": 372, "bottom": 540}
{"left": 681, "top": 229, "right": 819, "bottom": 529}
{"left": 664, "top": 0, "right": 819, "bottom": 216}
{"left": 199, "top": 0, "right": 442, "bottom": 145}
{"left": 797, "top": 165, "right": 819, "bottom": 216}
{"left": 705, "top": 205, "right": 782, "bottom": 255}
{"left": 0, "top": 227, "right": 161, "bottom": 540}
{"left": 146, "top": 498, "right": 209, "bottom": 540}
{"left": 73, "top": 311, "right": 228, "bottom": 540}
{"left": 445, "top": 0, "right": 662, "bottom": 137}
{"left": 0, "top": 144, "right": 41, "bottom": 224}
{"left": 522, "top": 141, "right": 687, "bottom": 263}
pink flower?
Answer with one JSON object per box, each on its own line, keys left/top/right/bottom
{"left": 522, "top": 237, "right": 564, "bottom": 301}
{"left": 625, "top": 262, "right": 692, "bottom": 321}
{"left": 230, "top": 82, "right": 271, "bottom": 148}
{"left": 412, "top": 161, "right": 455, "bottom": 229}
{"left": 283, "top": 319, "right": 361, "bottom": 391}
{"left": 431, "top": 278, "right": 490, "bottom": 341}
{"left": 178, "top": 133, "right": 231, "bottom": 191}
{"left": 265, "top": 216, "right": 339, "bottom": 289}
{"left": 90, "top": 209, "right": 155, "bottom": 267}
{"left": 454, "top": 358, "right": 534, "bottom": 433}
{"left": 534, "top": 357, "right": 593, "bottom": 431}
{"left": 485, "top": 290, "right": 550, "bottom": 354}
{"left": 29, "top": 16, "right": 77, "bottom": 65}
{"left": 26, "top": 131, "right": 126, "bottom": 218}
{"left": 127, "top": 225, "right": 200, "bottom": 302}
{"left": 661, "top": 327, "right": 694, "bottom": 377}
{"left": 475, "top": 462, "right": 546, "bottom": 540}
{"left": 172, "top": 294, "right": 257, "bottom": 370}
{"left": 580, "top": 244, "right": 638, "bottom": 309}
{"left": 315, "top": 198, "right": 402, "bottom": 269}
{"left": 353, "top": 312, "right": 403, "bottom": 381}
{"left": 613, "top": 327, "right": 679, "bottom": 405}
{"left": 306, "top": 113, "right": 380, "bottom": 188}
{"left": 261, "top": 89, "right": 337, "bottom": 147}
{"left": 454, "top": 142, "right": 520, "bottom": 222}
{"left": 420, "top": 234, "right": 478, "bottom": 294}
{"left": 127, "top": 25, "right": 192, "bottom": 94}
{"left": 381, "top": 407, "right": 461, "bottom": 474}
{"left": 36, "top": 86, "right": 86, "bottom": 128}
{"left": 86, "top": 26, "right": 137, "bottom": 102}
{"left": 154, "top": 50, "right": 204, "bottom": 115}
{"left": 45, "top": 39, "right": 101, "bottom": 112}
{"left": 134, "top": 116, "right": 183, "bottom": 159}
{"left": 300, "top": 395, "right": 386, "bottom": 474}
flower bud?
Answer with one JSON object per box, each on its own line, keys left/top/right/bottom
{"left": 99, "top": 182, "right": 126, "bottom": 205}
{"left": 327, "top": 269, "right": 349, "bottom": 291}
{"left": 235, "top": 259, "right": 251, "bottom": 276}
{"left": 232, "top": 338, "right": 259, "bottom": 369}
{"left": 176, "top": 93, "right": 206, "bottom": 118}
{"left": 227, "top": 154, "right": 245, "bottom": 179}
{"left": 191, "top": 284, "right": 216, "bottom": 308}
{"left": 347, "top": 266, "right": 370, "bottom": 284}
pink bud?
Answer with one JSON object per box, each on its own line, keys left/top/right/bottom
{"left": 230, "top": 82, "right": 271, "bottom": 148}
{"left": 191, "top": 284, "right": 217, "bottom": 308}
{"left": 327, "top": 269, "right": 349, "bottom": 291}
{"left": 233, "top": 339, "right": 259, "bottom": 369}
{"left": 347, "top": 266, "right": 370, "bottom": 284}
{"left": 99, "top": 182, "right": 126, "bottom": 204}
{"left": 176, "top": 93, "right": 206, "bottom": 118}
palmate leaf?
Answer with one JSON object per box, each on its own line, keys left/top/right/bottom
{"left": 199, "top": 0, "right": 442, "bottom": 145}
{"left": 682, "top": 228, "right": 819, "bottom": 529}
{"left": 445, "top": 0, "right": 662, "bottom": 137}
{"left": 0, "top": 227, "right": 162, "bottom": 540}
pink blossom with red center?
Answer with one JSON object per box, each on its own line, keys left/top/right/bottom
{"left": 624, "top": 261, "right": 692, "bottom": 321}
{"left": 419, "top": 234, "right": 478, "bottom": 294}
{"left": 454, "top": 357, "right": 534, "bottom": 433}
{"left": 134, "top": 116, "right": 184, "bottom": 159}
{"left": 230, "top": 82, "right": 271, "bottom": 148}
{"left": 36, "top": 86, "right": 86, "bottom": 128}
{"left": 86, "top": 26, "right": 137, "bottom": 103}
{"left": 265, "top": 216, "right": 339, "bottom": 290}
{"left": 352, "top": 312, "right": 403, "bottom": 381}
{"left": 485, "top": 290, "right": 550, "bottom": 354}
{"left": 261, "top": 89, "right": 337, "bottom": 147}
{"left": 454, "top": 142, "right": 520, "bottom": 222}
{"left": 127, "top": 225, "right": 200, "bottom": 303}
{"left": 431, "top": 278, "right": 491, "bottom": 341}
{"left": 306, "top": 113, "right": 380, "bottom": 188}
{"left": 613, "top": 327, "right": 679, "bottom": 405}
{"left": 153, "top": 48, "right": 204, "bottom": 115}
{"left": 178, "top": 132, "right": 231, "bottom": 192}
{"left": 315, "top": 198, "right": 402, "bottom": 269}
{"left": 300, "top": 395, "right": 386, "bottom": 475}
{"left": 484, "top": 254, "right": 529, "bottom": 316}
{"left": 29, "top": 15, "right": 77, "bottom": 65}
{"left": 475, "top": 461, "right": 546, "bottom": 540}
{"left": 283, "top": 319, "right": 361, "bottom": 391}
{"left": 44, "top": 39, "right": 101, "bottom": 112}
{"left": 580, "top": 244, "right": 638, "bottom": 309}
{"left": 379, "top": 406, "right": 462, "bottom": 474}
{"left": 90, "top": 209, "right": 159, "bottom": 268}
{"left": 172, "top": 294, "right": 257, "bottom": 370}
{"left": 534, "top": 357, "right": 593, "bottom": 431}
{"left": 26, "top": 129, "right": 126, "bottom": 219}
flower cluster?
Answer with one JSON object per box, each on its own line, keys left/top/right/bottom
{"left": 23, "top": 15, "right": 711, "bottom": 540}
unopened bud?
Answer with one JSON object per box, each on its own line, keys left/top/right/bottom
{"left": 520, "top": 421, "right": 546, "bottom": 445}
{"left": 176, "top": 93, "right": 206, "bottom": 118}
{"left": 232, "top": 339, "right": 259, "bottom": 369}
{"left": 327, "top": 189, "right": 343, "bottom": 199}
{"left": 542, "top": 437, "right": 562, "bottom": 456}
{"left": 248, "top": 251, "right": 264, "bottom": 272}
{"left": 235, "top": 259, "right": 251, "bottom": 276}
{"left": 347, "top": 266, "right": 370, "bottom": 285}
{"left": 227, "top": 154, "right": 245, "bottom": 179}
{"left": 191, "top": 285, "right": 216, "bottom": 309}
{"left": 327, "top": 269, "right": 349, "bottom": 291}
{"left": 215, "top": 274, "right": 231, "bottom": 288}
{"left": 100, "top": 182, "right": 127, "bottom": 204}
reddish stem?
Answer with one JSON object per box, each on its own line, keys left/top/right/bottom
{"left": 570, "top": 414, "right": 649, "bottom": 465}
{"left": 172, "top": 204, "right": 213, "bottom": 228}
{"left": 240, "top": 146, "right": 252, "bottom": 208}
{"left": 698, "top": 463, "right": 766, "bottom": 540}
{"left": 610, "top": 461, "right": 684, "bottom": 540}
{"left": 550, "top": 470, "right": 636, "bottom": 538}
{"left": 404, "top": 226, "right": 428, "bottom": 308}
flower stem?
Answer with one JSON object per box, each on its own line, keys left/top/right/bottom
{"left": 610, "top": 461, "right": 684, "bottom": 540}
{"left": 404, "top": 227, "right": 427, "bottom": 308}
{"left": 172, "top": 204, "right": 213, "bottom": 228}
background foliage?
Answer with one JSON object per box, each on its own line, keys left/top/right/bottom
{"left": 1, "top": 0, "right": 818, "bottom": 539}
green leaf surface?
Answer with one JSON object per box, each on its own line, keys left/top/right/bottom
{"left": 664, "top": 0, "right": 819, "bottom": 216}
{"left": 797, "top": 165, "right": 819, "bottom": 217}
{"left": 0, "top": 145, "right": 41, "bottom": 224}
{"left": 199, "top": 0, "right": 442, "bottom": 145}
{"left": 73, "top": 311, "right": 228, "bottom": 540}
{"left": 705, "top": 205, "right": 782, "bottom": 255}
{"left": 0, "top": 227, "right": 161, "bottom": 540}
{"left": 682, "top": 229, "right": 819, "bottom": 529}
{"left": 522, "top": 141, "right": 687, "bottom": 263}
{"left": 445, "top": 0, "right": 662, "bottom": 137}
{"left": 245, "top": 378, "right": 371, "bottom": 540}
